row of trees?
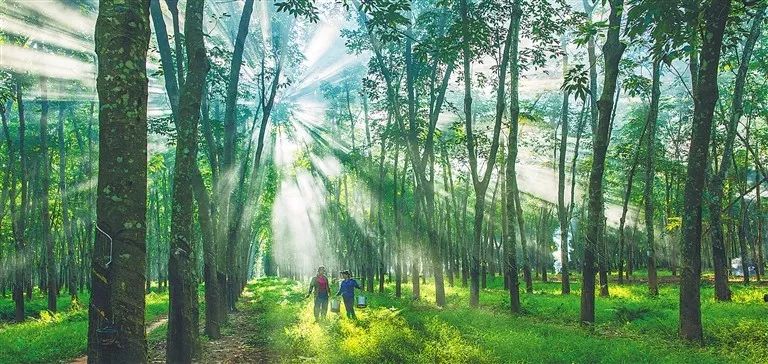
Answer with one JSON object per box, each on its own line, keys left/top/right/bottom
{"left": 1, "top": 0, "right": 767, "bottom": 362}
{"left": 1, "top": 0, "right": 316, "bottom": 361}
{"left": 305, "top": 0, "right": 768, "bottom": 346}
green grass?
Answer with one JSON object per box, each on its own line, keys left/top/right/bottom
{"left": 247, "top": 276, "right": 768, "bottom": 363}
{"left": 246, "top": 277, "right": 492, "bottom": 363}
{"left": 0, "top": 290, "right": 169, "bottom": 364}
{"left": 0, "top": 289, "right": 88, "bottom": 322}
{"left": 1, "top": 276, "right": 764, "bottom": 363}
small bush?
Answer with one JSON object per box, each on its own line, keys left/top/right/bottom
{"left": 613, "top": 303, "right": 652, "bottom": 323}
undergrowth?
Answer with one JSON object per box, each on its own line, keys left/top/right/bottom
{"left": 248, "top": 276, "right": 768, "bottom": 363}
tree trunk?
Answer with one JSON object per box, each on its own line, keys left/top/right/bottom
{"left": 58, "top": 102, "right": 78, "bottom": 303}
{"left": 393, "top": 146, "right": 403, "bottom": 298}
{"left": 645, "top": 56, "right": 662, "bottom": 297}
{"left": 11, "top": 81, "right": 26, "bottom": 322}
{"left": 192, "top": 168, "right": 221, "bottom": 338}
{"left": 88, "top": 1, "right": 151, "bottom": 361}
{"left": 583, "top": 0, "right": 599, "bottom": 134}
{"left": 581, "top": 0, "right": 625, "bottom": 324}
{"left": 167, "top": 0, "right": 208, "bottom": 359}
{"left": 164, "top": 0, "right": 185, "bottom": 88}
{"left": 223, "top": 0, "right": 255, "bottom": 310}
{"left": 39, "top": 80, "right": 57, "bottom": 312}
{"left": 756, "top": 147, "right": 764, "bottom": 281}
{"left": 617, "top": 117, "right": 649, "bottom": 285}
{"left": 150, "top": 0, "right": 180, "bottom": 119}
{"left": 679, "top": 0, "right": 731, "bottom": 343}
{"left": 715, "top": 3, "right": 764, "bottom": 296}
{"left": 462, "top": 0, "right": 506, "bottom": 308}
{"left": 557, "top": 35, "right": 571, "bottom": 296}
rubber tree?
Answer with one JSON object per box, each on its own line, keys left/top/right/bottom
{"left": 581, "top": 0, "right": 626, "bottom": 324}
{"left": 644, "top": 53, "right": 662, "bottom": 297}
{"left": 167, "top": 0, "right": 209, "bottom": 360}
{"left": 353, "top": 0, "right": 451, "bottom": 306}
{"left": 459, "top": 0, "right": 506, "bottom": 308}
{"left": 504, "top": 0, "right": 522, "bottom": 312}
{"left": 679, "top": 0, "right": 731, "bottom": 343}
{"left": 12, "top": 80, "right": 26, "bottom": 323}
{"left": 39, "top": 79, "right": 56, "bottom": 312}
{"left": 88, "top": 0, "right": 151, "bottom": 361}
{"left": 707, "top": 2, "right": 765, "bottom": 301}
{"left": 557, "top": 37, "right": 571, "bottom": 296}
{"left": 58, "top": 102, "right": 78, "bottom": 303}
{"left": 224, "top": 0, "right": 255, "bottom": 311}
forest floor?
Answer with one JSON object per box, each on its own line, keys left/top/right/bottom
{"left": 1, "top": 274, "right": 766, "bottom": 363}
{"left": 0, "top": 289, "right": 169, "bottom": 364}
{"left": 224, "top": 277, "right": 768, "bottom": 364}
{"left": 148, "top": 285, "right": 275, "bottom": 363}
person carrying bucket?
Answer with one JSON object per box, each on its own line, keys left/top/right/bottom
{"left": 336, "top": 270, "right": 361, "bottom": 319}
{"left": 306, "top": 266, "right": 331, "bottom": 321}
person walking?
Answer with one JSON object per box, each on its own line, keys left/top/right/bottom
{"left": 336, "top": 270, "right": 361, "bottom": 319}
{"left": 306, "top": 266, "right": 331, "bottom": 321}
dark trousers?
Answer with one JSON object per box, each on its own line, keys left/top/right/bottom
{"left": 314, "top": 293, "right": 329, "bottom": 320}
{"left": 342, "top": 295, "right": 356, "bottom": 319}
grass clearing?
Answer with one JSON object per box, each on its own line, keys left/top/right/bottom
{"left": 0, "top": 290, "right": 170, "bottom": 364}
{"left": 248, "top": 275, "right": 768, "bottom": 363}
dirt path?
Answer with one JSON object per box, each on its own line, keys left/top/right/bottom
{"left": 193, "top": 304, "right": 271, "bottom": 364}
{"left": 69, "top": 316, "right": 168, "bottom": 364}
{"left": 147, "top": 288, "right": 271, "bottom": 363}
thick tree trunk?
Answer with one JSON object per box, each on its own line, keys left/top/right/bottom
{"left": 581, "top": 0, "right": 625, "bottom": 324}
{"left": 679, "top": 0, "right": 731, "bottom": 343}
{"left": 167, "top": 0, "right": 209, "bottom": 360}
{"left": 88, "top": 1, "right": 151, "bottom": 361}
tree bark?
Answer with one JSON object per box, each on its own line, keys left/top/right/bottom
{"left": 557, "top": 34, "right": 571, "bottom": 296}
{"left": 88, "top": 1, "right": 151, "bottom": 361}
{"left": 39, "top": 80, "right": 57, "bottom": 312}
{"left": 164, "top": 0, "right": 185, "bottom": 88}
{"left": 679, "top": 0, "right": 731, "bottom": 343}
{"left": 58, "top": 102, "right": 78, "bottom": 303}
{"left": 616, "top": 117, "right": 649, "bottom": 285}
{"left": 500, "top": 2, "right": 522, "bottom": 310}
{"left": 11, "top": 81, "right": 26, "bottom": 322}
{"left": 167, "top": 0, "right": 208, "bottom": 360}
{"left": 461, "top": 0, "right": 506, "bottom": 308}
{"left": 644, "top": 56, "right": 662, "bottom": 297}
{"left": 581, "top": 0, "right": 625, "bottom": 324}
{"left": 222, "top": 0, "right": 255, "bottom": 309}
{"left": 710, "top": 2, "right": 764, "bottom": 299}
{"left": 150, "top": 0, "right": 180, "bottom": 119}
{"left": 582, "top": 0, "right": 599, "bottom": 134}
